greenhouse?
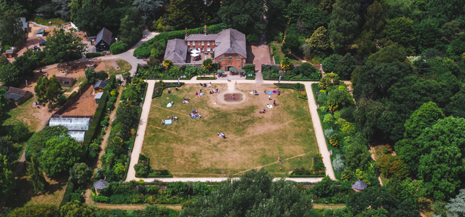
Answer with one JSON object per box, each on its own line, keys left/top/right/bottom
{"left": 67, "top": 131, "right": 86, "bottom": 142}
{"left": 49, "top": 117, "right": 91, "bottom": 131}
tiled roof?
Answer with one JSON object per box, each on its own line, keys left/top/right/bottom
{"left": 96, "top": 27, "right": 112, "bottom": 45}
{"left": 352, "top": 180, "right": 368, "bottom": 190}
{"left": 4, "top": 87, "right": 30, "bottom": 101}
{"left": 185, "top": 34, "right": 218, "bottom": 41}
{"left": 164, "top": 39, "right": 187, "bottom": 63}
{"left": 93, "top": 80, "right": 108, "bottom": 89}
{"left": 214, "top": 28, "right": 246, "bottom": 59}
{"left": 94, "top": 179, "right": 109, "bottom": 190}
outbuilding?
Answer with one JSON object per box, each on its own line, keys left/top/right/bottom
{"left": 351, "top": 180, "right": 368, "bottom": 192}
{"left": 95, "top": 27, "right": 113, "bottom": 52}
{"left": 36, "top": 28, "right": 45, "bottom": 37}
{"left": 56, "top": 76, "right": 76, "bottom": 87}
{"left": 93, "top": 80, "right": 108, "bottom": 93}
{"left": 3, "top": 87, "right": 32, "bottom": 105}
{"left": 93, "top": 179, "right": 109, "bottom": 196}
{"left": 49, "top": 117, "right": 91, "bottom": 131}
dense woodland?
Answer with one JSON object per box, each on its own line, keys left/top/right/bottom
{"left": 1, "top": 0, "right": 465, "bottom": 216}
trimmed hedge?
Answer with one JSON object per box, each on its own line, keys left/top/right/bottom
{"left": 134, "top": 23, "right": 228, "bottom": 58}
{"left": 275, "top": 83, "right": 308, "bottom": 100}
{"left": 110, "top": 41, "right": 128, "bottom": 55}
{"left": 59, "top": 181, "right": 74, "bottom": 208}
{"left": 153, "top": 82, "right": 184, "bottom": 98}
{"left": 79, "top": 79, "right": 88, "bottom": 88}
{"left": 85, "top": 52, "right": 105, "bottom": 58}
{"left": 196, "top": 77, "right": 216, "bottom": 80}
{"left": 290, "top": 78, "right": 320, "bottom": 81}
{"left": 243, "top": 64, "right": 256, "bottom": 80}
{"left": 83, "top": 92, "right": 108, "bottom": 146}
{"left": 288, "top": 174, "right": 326, "bottom": 178}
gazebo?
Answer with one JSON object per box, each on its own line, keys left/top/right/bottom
{"left": 351, "top": 180, "right": 368, "bottom": 192}
{"left": 94, "top": 179, "right": 109, "bottom": 195}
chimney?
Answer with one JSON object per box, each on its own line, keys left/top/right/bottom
{"left": 204, "top": 25, "right": 207, "bottom": 36}
{"left": 185, "top": 28, "right": 187, "bottom": 38}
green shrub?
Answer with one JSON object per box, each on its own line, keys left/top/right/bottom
{"left": 246, "top": 34, "right": 259, "bottom": 43}
{"left": 110, "top": 41, "right": 128, "bottom": 55}
{"left": 59, "top": 181, "right": 74, "bottom": 208}
{"left": 196, "top": 77, "right": 216, "bottom": 80}
{"left": 85, "top": 52, "right": 104, "bottom": 58}
{"left": 83, "top": 92, "right": 108, "bottom": 146}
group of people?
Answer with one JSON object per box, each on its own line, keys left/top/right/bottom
{"left": 167, "top": 87, "right": 179, "bottom": 94}
{"left": 199, "top": 83, "right": 212, "bottom": 88}
{"left": 209, "top": 88, "right": 220, "bottom": 94}
{"left": 259, "top": 108, "right": 266, "bottom": 114}
{"left": 189, "top": 109, "right": 202, "bottom": 119}
{"left": 183, "top": 97, "right": 190, "bottom": 104}
{"left": 217, "top": 132, "right": 226, "bottom": 139}
{"left": 195, "top": 90, "right": 204, "bottom": 97}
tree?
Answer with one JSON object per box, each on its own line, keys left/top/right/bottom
{"left": 202, "top": 58, "right": 213, "bottom": 70}
{"left": 26, "top": 126, "right": 68, "bottom": 160}
{"left": 416, "top": 117, "right": 465, "bottom": 200}
{"left": 319, "top": 0, "right": 336, "bottom": 15}
{"left": 133, "top": 0, "right": 164, "bottom": 26}
{"left": 40, "top": 135, "right": 83, "bottom": 177}
{"left": 69, "top": 163, "right": 92, "bottom": 186}
{"left": 0, "top": 154, "right": 14, "bottom": 200}
{"left": 0, "top": 137, "right": 19, "bottom": 164}
{"left": 343, "top": 141, "right": 372, "bottom": 172}
{"left": 34, "top": 75, "right": 63, "bottom": 106}
{"left": 119, "top": 8, "right": 143, "bottom": 46}
{"left": 366, "top": 44, "right": 407, "bottom": 64}
{"left": 13, "top": 54, "right": 38, "bottom": 82}
{"left": 403, "top": 101, "right": 445, "bottom": 139}
{"left": 378, "top": 155, "right": 409, "bottom": 179}
{"left": 353, "top": 62, "right": 412, "bottom": 101}
{"left": 150, "top": 40, "right": 166, "bottom": 59}
{"left": 334, "top": 53, "right": 355, "bottom": 80}
{"left": 218, "top": 0, "right": 266, "bottom": 35}
{"left": 299, "top": 7, "right": 331, "bottom": 37}
{"left": 44, "top": 28, "right": 87, "bottom": 63}
{"left": 7, "top": 204, "right": 59, "bottom": 217}
{"left": 354, "top": 98, "right": 385, "bottom": 139}
{"left": 415, "top": 18, "right": 441, "bottom": 52}
{"left": 447, "top": 33, "right": 465, "bottom": 61}
{"left": 60, "top": 200, "right": 96, "bottom": 217}
{"left": 27, "top": 156, "right": 48, "bottom": 194}
{"left": 0, "top": 9, "right": 24, "bottom": 46}
{"left": 280, "top": 57, "right": 293, "bottom": 70}
{"left": 386, "top": 17, "right": 416, "bottom": 55}
{"left": 327, "top": 88, "right": 353, "bottom": 110}
{"left": 282, "top": 34, "right": 300, "bottom": 54}
{"left": 441, "top": 20, "right": 463, "bottom": 44}
{"left": 163, "top": 59, "right": 173, "bottom": 68}
{"left": 0, "top": 62, "right": 22, "bottom": 87}
{"left": 180, "top": 169, "right": 312, "bottom": 217}
{"left": 299, "top": 63, "right": 317, "bottom": 77}
{"left": 160, "top": 0, "right": 205, "bottom": 30}
{"left": 328, "top": 0, "right": 360, "bottom": 54}
{"left": 446, "top": 188, "right": 465, "bottom": 217}
{"left": 307, "top": 26, "right": 332, "bottom": 55}
{"left": 363, "top": 0, "right": 385, "bottom": 40}
{"left": 322, "top": 54, "right": 341, "bottom": 74}
{"left": 74, "top": 3, "right": 102, "bottom": 36}
{"left": 85, "top": 67, "right": 97, "bottom": 83}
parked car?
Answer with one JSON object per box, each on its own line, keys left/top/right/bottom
{"left": 39, "top": 41, "right": 46, "bottom": 46}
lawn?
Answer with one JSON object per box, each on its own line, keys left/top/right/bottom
{"left": 142, "top": 83, "right": 319, "bottom": 177}
{"left": 107, "top": 60, "right": 132, "bottom": 76}
{"left": 32, "top": 16, "right": 66, "bottom": 26}
{"left": 2, "top": 97, "right": 50, "bottom": 132}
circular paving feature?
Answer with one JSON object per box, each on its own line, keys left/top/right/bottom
{"left": 216, "top": 91, "right": 247, "bottom": 104}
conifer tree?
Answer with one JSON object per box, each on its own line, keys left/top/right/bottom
{"left": 328, "top": 0, "right": 360, "bottom": 54}
{"left": 307, "top": 26, "right": 332, "bottom": 55}
{"left": 27, "top": 156, "right": 48, "bottom": 194}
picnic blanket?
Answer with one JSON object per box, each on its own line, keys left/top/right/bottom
{"left": 167, "top": 101, "right": 173, "bottom": 108}
{"left": 267, "top": 91, "right": 273, "bottom": 95}
{"left": 267, "top": 104, "right": 273, "bottom": 109}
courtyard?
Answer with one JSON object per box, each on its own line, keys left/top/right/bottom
{"left": 142, "top": 83, "right": 319, "bottom": 177}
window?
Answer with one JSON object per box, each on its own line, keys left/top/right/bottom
{"left": 212, "top": 48, "right": 215, "bottom": 51}
{"left": 187, "top": 41, "right": 190, "bottom": 45}
{"left": 207, "top": 41, "right": 210, "bottom": 45}
{"left": 221, "top": 56, "right": 225, "bottom": 60}
{"left": 202, "top": 41, "right": 204, "bottom": 45}
{"left": 207, "top": 47, "right": 211, "bottom": 51}
{"left": 201, "top": 47, "right": 204, "bottom": 51}
{"left": 236, "top": 56, "right": 240, "bottom": 60}
{"left": 229, "top": 56, "right": 233, "bottom": 60}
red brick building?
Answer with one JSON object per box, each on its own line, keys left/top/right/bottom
{"left": 164, "top": 28, "right": 247, "bottom": 70}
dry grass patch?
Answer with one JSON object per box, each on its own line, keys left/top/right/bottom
{"left": 142, "top": 83, "right": 318, "bottom": 177}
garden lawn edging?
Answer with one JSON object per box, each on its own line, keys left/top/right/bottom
{"left": 196, "top": 77, "right": 216, "bottom": 80}
{"left": 275, "top": 83, "right": 308, "bottom": 100}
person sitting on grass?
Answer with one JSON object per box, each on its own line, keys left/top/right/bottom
{"left": 196, "top": 92, "right": 198, "bottom": 96}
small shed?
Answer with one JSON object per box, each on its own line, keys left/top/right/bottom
{"left": 56, "top": 76, "right": 76, "bottom": 87}
{"left": 68, "top": 131, "right": 86, "bottom": 142}
{"left": 36, "top": 28, "right": 45, "bottom": 37}
{"left": 93, "top": 179, "right": 109, "bottom": 195}
{"left": 94, "top": 92, "right": 104, "bottom": 104}
{"left": 93, "top": 80, "right": 108, "bottom": 93}
{"left": 49, "top": 117, "right": 91, "bottom": 131}
{"left": 3, "top": 48, "right": 15, "bottom": 58}
{"left": 352, "top": 180, "right": 368, "bottom": 192}
{"left": 3, "top": 87, "right": 32, "bottom": 105}
{"left": 95, "top": 27, "right": 112, "bottom": 52}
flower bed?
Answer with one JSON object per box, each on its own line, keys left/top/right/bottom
{"left": 274, "top": 83, "right": 308, "bottom": 100}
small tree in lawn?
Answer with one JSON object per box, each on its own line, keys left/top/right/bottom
{"left": 280, "top": 57, "right": 293, "bottom": 71}
{"left": 34, "top": 75, "right": 63, "bottom": 106}
{"left": 27, "top": 156, "right": 48, "bottom": 194}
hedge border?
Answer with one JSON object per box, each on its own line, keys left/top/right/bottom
{"left": 152, "top": 82, "right": 185, "bottom": 98}
{"left": 85, "top": 52, "right": 105, "bottom": 58}
{"left": 274, "top": 83, "right": 308, "bottom": 100}
{"left": 59, "top": 181, "right": 74, "bottom": 208}
{"left": 196, "top": 77, "right": 216, "bottom": 80}
{"left": 83, "top": 91, "right": 108, "bottom": 146}
{"left": 288, "top": 174, "right": 326, "bottom": 178}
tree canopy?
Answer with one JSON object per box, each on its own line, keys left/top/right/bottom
{"left": 218, "top": 0, "right": 266, "bottom": 35}
{"left": 40, "top": 135, "right": 84, "bottom": 177}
